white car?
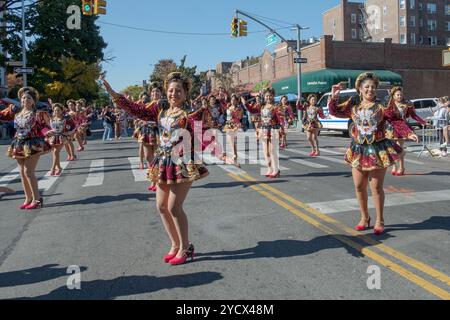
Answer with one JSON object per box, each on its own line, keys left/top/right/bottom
{"left": 409, "top": 98, "right": 439, "bottom": 127}
{"left": 317, "top": 89, "right": 390, "bottom": 136}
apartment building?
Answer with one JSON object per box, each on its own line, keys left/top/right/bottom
{"left": 323, "top": 0, "right": 450, "bottom": 46}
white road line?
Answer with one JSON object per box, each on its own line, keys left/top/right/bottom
{"left": 82, "top": 159, "right": 104, "bottom": 187}
{"left": 404, "top": 158, "right": 425, "bottom": 165}
{"left": 285, "top": 148, "right": 345, "bottom": 165}
{"left": 128, "top": 157, "right": 148, "bottom": 182}
{"left": 0, "top": 167, "right": 20, "bottom": 196}
{"left": 38, "top": 162, "right": 69, "bottom": 191}
{"left": 237, "top": 152, "right": 290, "bottom": 171}
{"left": 320, "top": 148, "right": 345, "bottom": 155}
{"left": 307, "top": 189, "right": 450, "bottom": 214}
{"left": 287, "top": 157, "right": 329, "bottom": 169}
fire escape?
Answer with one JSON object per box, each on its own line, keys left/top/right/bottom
{"left": 359, "top": 4, "right": 373, "bottom": 42}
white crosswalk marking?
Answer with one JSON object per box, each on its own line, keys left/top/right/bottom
{"left": 284, "top": 148, "right": 345, "bottom": 165}
{"left": 307, "top": 189, "right": 450, "bottom": 214}
{"left": 128, "top": 157, "right": 148, "bottom": 182}
{"left": 0, "top": 167, "right": 20, "bottom": 196}
{"left": 320, "top": 148, "right": 344, "bottom": 155}
{"left": 82, "top": 160, "right": 104, "bottom": 187}
{"left": 404, "top": 158, "right": 425, "bottom": 165}
{"left": 237, "top": 151, "right": 290, "bottom": 171}
{"left": 38, "top": 162, "right": 69, "bottom": 191}
{"left": 279, "top": 152, "right": 329, "bottom": 168}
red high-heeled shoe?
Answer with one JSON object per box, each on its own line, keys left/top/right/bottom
{"left": 163, "top": 250, "right": 179, "bottom": 263}
{"left": 55, "top": 169, "right": 62, "bottom": 176}
{"left": 374, "top": 221, "right": 385, "bottom": 235}
{"left": 269, "top": 171, "right": 281, "bottom": 178}
{"left": 169, "top": 244, "right": 195, "bottom": 265}
{"left": 19, "top": 201, "right": 32, "bottom": 210}
{"left": 25, "top": 198, "right": 44, "bottom": 210}
{"left": 395, "top": 169, "right": 405, "bottom": 176}
{"left": 309, "top": 151, "right": 315, "bottom": 157}
{"left": 355, "top": 217, "right": 371, "bottom": 231}
{"left": 50, "top": 169, "right": 56, "bottom": 176}
{"left": 139, "top": 163, "right": 145, "bottom": 170}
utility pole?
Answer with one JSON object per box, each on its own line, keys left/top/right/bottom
{"left": 292, "top": 24, "right": 309, "bottom": 128}
{"left": 21, "top": 0, "right": 27, "bottom": 86}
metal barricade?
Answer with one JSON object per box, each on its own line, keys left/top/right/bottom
{"left": 418, "top": 119, "right": 448, "bottom": 158}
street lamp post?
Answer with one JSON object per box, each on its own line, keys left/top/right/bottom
{"left": 292, "top": 25, "right": 309, "bottom": 129}
{"left": 21, "top": 0, "right": 27, "bottom": 86}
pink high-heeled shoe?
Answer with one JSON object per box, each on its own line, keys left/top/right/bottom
{"left": 25, "top": 198, "right": 44, "bottom": 210}
{"left": 169, "top": 244, "right": 195, "bottom": 266}
{"left": 19, "top": 201, "right": 31, "bottom": 210}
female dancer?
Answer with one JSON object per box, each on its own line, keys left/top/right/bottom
{"left": 75, "top": 99, "right": 88, "bottom": 149}
{"left": 134, "top": 92, "right": 151, "bottom": 169}
{"left": 101, "top": 72, "right": 209, "bottom": 265}
{"left": 222, "top": 94, "right": 244, "bottom": 167}
{"left": 247, "top": 95, "right": 262, "bottom": 141}
{"left": 329, "top": 72, "right": 408, "bottom": 235}
{"left": 383, "top": 86, "right": 423, "bottom": 175}
{"left": 244, "top": 88, "right": 284, "bottom": 177}
{"left": 0, "top": 87, "right": 51, "bottom": 209}
{"left": 279, "top": 95, "right": 296, "bottom": 149}
{"left": 64, "top": 100, "right": 77, "bottom": 161}
{"left": 298, "top": 94, "right": 326, "bottom": 156}
{"left": 68, "top": 100, "right": 84, "bottom": 152}
{"left": 46, "top": 103, "right": 76, "bottom": 176}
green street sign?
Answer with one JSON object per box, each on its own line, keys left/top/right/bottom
{"left": 266, "top": 34, "right": 278, "bottom": 47}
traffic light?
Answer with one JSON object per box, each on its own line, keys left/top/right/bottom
{"left": 231, "top": 17, "right": 239, "bottom": 37}
{"left": 239, "top": 19, "right": 248, "bottom": 37}
{"left": 81, "top": 0, "right": 94, "bottom": 15}
{"left": 94, "top": 0, "right": 107, "bottom": 15}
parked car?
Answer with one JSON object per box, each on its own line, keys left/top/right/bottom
{"left": 317, "top": 89, "right": 390, "bottom": 136}
{"left": 409, "top": 98, "right": 439, "bottom": 128}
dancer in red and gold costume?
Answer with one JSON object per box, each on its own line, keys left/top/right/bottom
{"left": 222, "top": 94, "right": 244, "bottom": 167}
{"left": 279, "top": 95, "right": 296, "bottom": 149}
{"left": 328, "top": 73, "right": 410, "bottom": 235}
{"left": 100, "top": 72, "right": 209, "bottom": 265}
{"left": 46, "top": 103, "right": 76, "bottom": 176}
{"left": 297, "top": 94, "right": 326, "bottom": 156}
{"left": 0, "top": 87, "right": 51, "bottom": 209}
{"left": 383, "top": 86, "right": 423, "bottom": 176}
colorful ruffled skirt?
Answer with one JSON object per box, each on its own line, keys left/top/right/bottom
{"left": 47, "top": 134, "right": 70, "bottom": 147}
{"left": 7, "top": 136, "right": 50, "bottom": 159}
{"left": 389, "top": 120, "right": 414, "bottom": 140}
{"left": 148, "top": 150, "right": 209, "bottom": 185}
{"left": 303, "top": 119, "right": 323, "bottom": 132}
{"left": 134, "top": 126, "right": 158, "bottom": 145}
{"left": 345, "top": 139, "right": 403, "bottom": 171}
{"left": 259, "top": 124, "right": 281, "bottom": 142}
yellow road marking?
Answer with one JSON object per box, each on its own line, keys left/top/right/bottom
{"left": 238, "top": 172, "right": 450, "bottom": 288}
{"left": 228, "top": 173, "right": 450, "bottom": 300}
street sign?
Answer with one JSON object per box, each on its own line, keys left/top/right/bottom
{"left": 266, "top": 34, "right": 278, "bottom": 47}
{"left": 14, "top": 67, "right": 34, "bottom": 74}
{"left": 443, "top": 50, "right": 450, "bottom": 67}
{"left": 294, "top": 57, "right": 308, "bottom": 64}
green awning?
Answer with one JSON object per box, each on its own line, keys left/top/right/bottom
{"left": 272, "top": 69, "right": 403, "bottom": 95}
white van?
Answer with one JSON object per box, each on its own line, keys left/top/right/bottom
{"left": 317, "top": 89, "right": 390, "bottom": 136}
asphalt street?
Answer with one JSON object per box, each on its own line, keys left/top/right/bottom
{"left": 0, "top": 125, "right": 449, "bottom": 300}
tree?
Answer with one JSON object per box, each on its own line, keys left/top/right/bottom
{"left": 213, "top": 73, "right": 235, "bottom": 94}
{"left": 1, "top": 0, "right": 107, "bottom": 101}
{"left": 121, "top": 85, "right": 145, "bottom": 101}
{"left": 150, "top": 59, "right": 177, "bottom": 83}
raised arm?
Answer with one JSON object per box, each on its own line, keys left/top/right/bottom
{"left": 0, "top": 105, "right": 19, "bottom": 121}
{"left": 406, "top": 103, "right": 427, "bottom": 126}
{"left": 328, "top": 84, "right": 353, "bottom": 119}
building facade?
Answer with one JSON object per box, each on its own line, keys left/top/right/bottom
{"left": 323, "top": 0, "right": 450, "bottom": 46}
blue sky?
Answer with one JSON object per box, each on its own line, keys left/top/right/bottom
{"left": 98, "top": 0, "right": 341, "bottom": 91}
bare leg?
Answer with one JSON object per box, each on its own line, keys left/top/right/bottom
{"left": 17, "top": 159, "right": 32, "bottom": 204}
{"left": 54, "top": 145, "right": 63, "bottom": 170}
{"left": 144, "top": 145, "right": 155, "bottom": 187}
{"left": 396, "top": 139, "right": 405, "bottom": 173}
{"left": 156, "top": 183, "right": 181, "bottom": 254}
{"left": 269, "top": 140, "right": 279, "bottom": 174}
{"left": 23, "top": 155, "right": 41, "bottom": 202}
{"left": 369, "top": 168, "right": 387, "bottom": 228}
{"left": 139, "top": 143, "right": 144, "bottom": 166}
{"left": 262, "top": 140, "right": 272, "bottom": 175}
{"left": 168, "top": 182, "right": 193, "bottom": 258}
{"left": 307, "top": 131, "right": 315, "bottom": 153}
{"left": 352, "top": 168, "right": 370, "bottom": 225}
{"left": 51, "top": 147, "right": 58, "bottom": 171}
{"left": 313, "top": 129, "right": 320, "bottom": 154}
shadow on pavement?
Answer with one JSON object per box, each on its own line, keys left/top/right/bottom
{"left": 46, "top": 193, "right": 154, "bottom": 207}
{"left": 194, "top": 236, "right": 388, "bottom": 262}
{"left": 0, "top": 264, "right": 88, "bottom": 288}
{"left": 10, "top": 271, "right": 223, "bottom": 300}
{"left": 384, "top": 216, "right": 450, "bottom": 234}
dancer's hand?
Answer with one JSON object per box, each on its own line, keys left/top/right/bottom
{"left": 99, "top": 74, "right": 115, "bottom": 96}
{"left": 331, "top": 82, "right": 344, "bottom": 99}
{"left": 408, "top": 133, "right": 419, "bottom": 142}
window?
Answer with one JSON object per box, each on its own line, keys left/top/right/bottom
{"left": 400, "top": 16, "right": 406, "bottom": 27}
{"left": 351, "top": 14, "right": 356, "bottom": 24}
{"left": 333, "top": 19, "right": 336, "bottom": 29}
{"left": 383, "top": 5, "right": 387, "bottom": 16}
{"left": 410, "top": 0, "right": 415, "bottom": 9}
{"left": 428, "top": 36, "right": 437, "bottom": 45}
{"left": 359, "top": 15, "right": 363, "bottom": 23}
{"left": 446, "top": 21, "right": 450, "bottom": 31}
{"left": 428, "top": 20, "right": 437, "bottom": 31}
{"left": 418, "top": 2, "right": 423, "bottom": 10}
{"left": 419, "top": 36, "right": 424, "bottom": 44}
{"left": 427, "top": 3, "right": 436, "bottom": 14}
{"left": 359, "top": 29, "right": 364, "bottom": 39}
{"left": 352, "top": 29, "right": 357, "bottom": 39}
{"left": 410, "top": 33, "right": 416, "bottom": 44}
{"left": 400, "top": 33, "right": 407, "bottom": 44}
{"left": 383, "top": 23, "right": 388, "bottom": 31}
{"left": 400, "top": 0, "right": 405, "bottom": 9}
{"left": 419, "top": 18, "right": 423, "bottom": 27}
{"left": 447, "top": 37, "right": 450, "bottom": 46}
{"left": 410, "top": 16, "right": 416, "bottom": 27}
{"left": 446, "top": 5, "right": 450, "bottom": 15}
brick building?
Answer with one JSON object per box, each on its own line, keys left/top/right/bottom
{"left": 323, "top": 0, "right": 450, "bottom": 46}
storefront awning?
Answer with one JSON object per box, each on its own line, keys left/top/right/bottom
{"left": 272, "top": 69, "right": 403, "bottom": 95}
